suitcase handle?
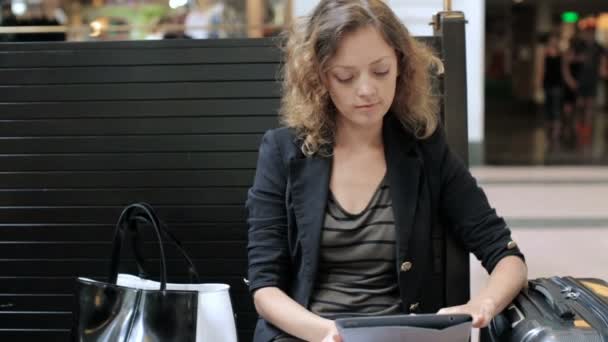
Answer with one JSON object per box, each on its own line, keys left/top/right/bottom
{"left": 506, "top": 304, "right": 525, "bottom": 328}
{"left": 532, "top": 282, "right": 575, "bottom": 319}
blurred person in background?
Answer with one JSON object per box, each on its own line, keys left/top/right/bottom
{"left": 0, "top": 1, "right": 18, "bottom": 41}
{"left": 184, "top": 0, "right": 224, "bottom": 39}
{"left": 563, "top": 22, "right": 607, "bottom": 155}
{"left": 562, "top": 31, "right": 585, "bottom": 151}
{"left": 147, "top": 14, "right": 191, "bottom": 39}
{"left": 1, "top": 1, "right": 16, "bottom": 24}
{"left": 535, "top": 30, "right": 564, "bottom": 152}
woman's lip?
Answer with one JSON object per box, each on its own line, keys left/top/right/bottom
{"left": 356, "top": 103, "right": 378, "bottom": 108}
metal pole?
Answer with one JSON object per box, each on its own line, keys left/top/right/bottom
{"left": 443, "top": 0, "right": 452, "bottom": 11}
{"left": 433, "top": 9, "right": 469, "bottom": 310}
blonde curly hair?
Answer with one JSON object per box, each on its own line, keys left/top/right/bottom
{"left": 279, "top": 0, "right": 442, "bottom": 156}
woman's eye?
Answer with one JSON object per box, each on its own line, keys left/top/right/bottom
{"left": 374, "top": 70, "right": 390, "bottom": 76}
{"left": 335, "top": 75, "right": 353, "bottom": 83}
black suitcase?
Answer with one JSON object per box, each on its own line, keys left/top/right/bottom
{"left": 488, "top": 276, "right": 608, "bottom": 342}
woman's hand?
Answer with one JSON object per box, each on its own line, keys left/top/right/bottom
{"left": 438, "top": 256, "right": 526, "bottom": 329}
{"left": 320, "top": 321, "right": 342, "bottom": 342}
{"left": 437, "top": 297, "right": 497, "bottom": 328}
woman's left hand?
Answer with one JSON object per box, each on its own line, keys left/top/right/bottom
{"left": 436, "top": 297, "right": 497, "bottom": 328}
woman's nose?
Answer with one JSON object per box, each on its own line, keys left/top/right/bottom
{"left": 356, "top": 75, "right": 377, "bottom": 98}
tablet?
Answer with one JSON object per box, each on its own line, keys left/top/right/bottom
{"left": 335, "top": 314, "right": 472, "bottom": 342}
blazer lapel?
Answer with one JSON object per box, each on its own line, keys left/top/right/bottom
{"left": 288, "top": 154, "right": 331, "bottom": 277}
{"left": 383, "top": 116, "right": 422, "bottom": 264}
{"left": 287, "top": 114, "right": 421, "bottom": 290}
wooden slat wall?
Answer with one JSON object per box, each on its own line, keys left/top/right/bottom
{"left": 0, "top": 37, "right": 445, "bottom": 342}
{"left": 0, "top": 38, "right": 281, "bottom": 342}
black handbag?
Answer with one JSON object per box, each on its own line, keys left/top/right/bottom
{"left": 71, "top": 203, "right": 199, "bottom": 342}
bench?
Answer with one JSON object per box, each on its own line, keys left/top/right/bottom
{"left": 0, "top": 11, "right": 468, "bottom": 342}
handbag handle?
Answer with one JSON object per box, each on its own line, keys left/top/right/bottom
{"left": 129, "top": 208, "right": 201, "bottom": 283}
{"left": 108, "top": 203, "right": 169, "bottom": 291}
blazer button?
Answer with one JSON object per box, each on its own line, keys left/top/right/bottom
{"left": 507, "top": 240, "right": 518, "bottom": 250}
{"left": 409, "top": 302, "right": 420, "bottom": 312}
{"left": 400, "top": 261, "right": 413, "bottom": 272}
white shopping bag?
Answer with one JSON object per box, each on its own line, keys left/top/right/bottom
{"left": 117, "top": 273, "right": 238, "bottom": 342}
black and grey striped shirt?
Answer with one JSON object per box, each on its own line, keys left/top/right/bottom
{"left": 309, "top": 174, "right": 401, "bottom": 319}
{"left": 272, "top": 175, "right": 401, "bottom": 342}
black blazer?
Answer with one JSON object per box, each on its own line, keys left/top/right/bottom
{"left": 246, "top": 114, "right": 524, "bottom": 342}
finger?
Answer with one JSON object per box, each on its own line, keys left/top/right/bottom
{"left": 478, "top": 316, "right": 491, "bottom": 328}
{"left": 333, "top": 334, "right": 342, "bottom": 342}
{"left": 478, "top": 304, "right": 493, "bottom": 328}
{"left": 474, "top": 316, "right": 491, "bottom": 328}
{"left": 478, "top": 311, "right": 492, "bottom": 328}
{"left": 471, "top": 313, "right": 487, "bottom": 328}
{"left": 437, "top": 308, "right": 450, "bottom": 315}
{"left": 437, "top": 306, "right": 460, "bottom": 315}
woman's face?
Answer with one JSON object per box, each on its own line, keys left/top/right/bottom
{"left": 324, "top": 25, "right": 398, "bottom": 129}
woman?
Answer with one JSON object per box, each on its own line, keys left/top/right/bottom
{"left": 561, "top": 34, "right": 584, "bottom": 151}
{"left": 534, "top": 31, "right": 563, "bottom": 152}
{"left": 246, "top": 1, "right": 527, "bottom": 341}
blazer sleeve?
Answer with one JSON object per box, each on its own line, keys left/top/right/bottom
{"left": 246, "top": 129, "right": 291, "bottom": 294}
{"left": 436, "top": 130, "right": 525, "bottom": 274}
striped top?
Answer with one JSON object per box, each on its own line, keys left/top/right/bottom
{"left": 309, "top": 174, "right": 401, "bottom": 319}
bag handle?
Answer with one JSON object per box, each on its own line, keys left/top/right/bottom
{"left": 531, "top": 281, "right": 575, "bottom": 319}
{"left": 129, "top": 206, "right": 201, "bottom": 283}
{"left": 108, "top": 203, "right": 168, "bottom": 291}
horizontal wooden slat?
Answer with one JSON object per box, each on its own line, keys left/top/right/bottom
{"left": 0, "top": 134, "right": 265, "bottom": 153}
{"left": 0, "top": 99, "right": 280, "bottom": 119}
{"left": 0, "top": 116, "right": 277, "bottom": 136}
{"left": 0, "top": 152, "right": 259, "bottom": 171}
{"left": 0, "top": 293, "right": 255, "bottom": 312}
{"left": 0, "top": 328, "right": 255, "bottom": 342}
{"left": 0, "top": 242, "right": 248, "bottom": 259}
{"left": 0, "top": 294, "right": 71, "bottom": 312}
{"left": 0, "top": 312, "right": 71, "bottom": 329}
{"left": 0, "top": 314, "right": 254, "bottom": 337}
{"left": 0, "top": 259, "right": 247, "bottom": 277}
{"left": 0, "top": 170, "right": 256, "bottom": 188}
{"left": 0, "top": 223, "right": 248, "bottom": 241}
{"left": 0, "top": 276, "right": 250, "bottom": 294}
{"left": 0, "top": 82, "right": 281, "bottom": 102}
{"left": 0, "top": 37, "right": 276, "bottom": 51}
{"left": 0, "top": 329, "right": 256, "bottom": 342}
{"left": 0, "top": 330, "right": 69, "bottom": 342}
{"left": 0, "top": 47, "right": 281, "bottom": 67}
{"left": 0, "top": 206, "right": 245, "bottom": 223}
{"left": 0, "top": 188, "right": 248, "bottom": 205}
{"left": 0, "top": 64, "right": 280, "bottom": 85}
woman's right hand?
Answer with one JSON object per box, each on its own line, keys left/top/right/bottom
{"left": 320, "top": 321, "right": 342, "bottom": 342}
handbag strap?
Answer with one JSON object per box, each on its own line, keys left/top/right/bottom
{"left": 128, "top": 220, "right": 149, "bottom": 279}
{"left": 108, "top": 203, "right": 168, "bottom": 291}
{"left": 129, "top": 211, "right": 201, "bottom": 283}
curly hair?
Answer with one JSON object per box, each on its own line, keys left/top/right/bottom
{"left": 279, "top": 0, "right": 442, "bottom": 156}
